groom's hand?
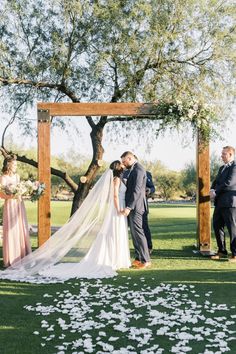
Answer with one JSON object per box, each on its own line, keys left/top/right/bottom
{"left": 122, "top": 208, "right": 131, "bottom": 216}
{"left": 210, "top": 189, "right": 216, "bottom": 200}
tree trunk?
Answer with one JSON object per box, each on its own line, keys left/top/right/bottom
{"left": 70, "top": 124, "right": 105, "bottom": 215}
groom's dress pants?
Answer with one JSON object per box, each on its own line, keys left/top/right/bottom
{"left": 129, "top": 210, "right": 150, "bottom": 263}
{"left": 143, "top": 211, "right": 153, "bottom": 250}
{"left": 213, "top": 206, "right": 236, "bottom": 256}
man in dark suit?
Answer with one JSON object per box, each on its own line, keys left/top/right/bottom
{"left": 123, "top": 165, "right": 155, "bottom": 255}
{"left": 121, "top": 151, "right": 151, "bottom": 269}
{"left": 144, "top": 171, "right": 155, "bottom": 254}
{"left": 210, "top": 146, "right": 236, "bottom": 262}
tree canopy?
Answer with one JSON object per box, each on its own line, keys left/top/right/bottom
{"left": 0, "top": 0, "right": 235, "bottom": 211}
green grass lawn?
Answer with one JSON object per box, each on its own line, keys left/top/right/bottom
{"left": 0, "top": 203, "right": 236, "bottom": 354}
{"left": 24, "top": 200, "right": 72, "bottom": 226}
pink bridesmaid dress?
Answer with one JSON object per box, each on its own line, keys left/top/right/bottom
{"left": 0, "top": 173, "right": 31, "bottom": 267}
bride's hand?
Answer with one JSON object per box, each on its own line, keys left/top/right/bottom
{"left": 120, "top": 208, "right": 130, "bottom": 216}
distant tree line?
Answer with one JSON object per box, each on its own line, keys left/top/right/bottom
{"left": 142, "top": 152, "right": 221, "bottom": 200}
{"left": 0, "top": 143, "right": 222, "bottom": 201}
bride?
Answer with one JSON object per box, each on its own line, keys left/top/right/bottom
{"left": 0, "top": 161, "right": 131, "bottom": 283}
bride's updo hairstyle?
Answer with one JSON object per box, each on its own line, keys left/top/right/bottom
{"left": 110, "top": 160, "right": 123, "bottom": 178}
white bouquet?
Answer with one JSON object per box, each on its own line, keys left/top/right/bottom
{"left": 0, "top": 181, "right": 28, "bottom": 198}
{"left": 0, "top": 180, "right": 45, "bottom": 202}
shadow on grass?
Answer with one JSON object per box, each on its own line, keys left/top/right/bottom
{"left": 149, "top": 247, "right": 199, "bottom": 259}
{"left": 150, "top": 203, "right": 197, "bottom": 209}
{"left": 121, "top": 268, "right": 236, "bottom": 285}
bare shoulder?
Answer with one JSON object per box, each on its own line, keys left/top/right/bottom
{"left": 0, "top": 174, "right": 6, "bottom": 183}
{"left": 113, "top": 176, "right": 121, "bottom": 186}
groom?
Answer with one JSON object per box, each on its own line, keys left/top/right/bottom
{"left": 120, "top": 151, "right": 151, "bottom": 269}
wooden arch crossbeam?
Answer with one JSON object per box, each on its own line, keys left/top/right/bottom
{"left": 37, "top": 102, "right": 211, "bottom": 253}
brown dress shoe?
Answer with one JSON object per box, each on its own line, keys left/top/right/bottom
{"left": 132, "top": 260, "right": 141, "bottom": 267}
{"left": 211, "top": 252, "right": 228, "bottom": 260}
{"left": 228, "top": 256, "right": 236, "bottom": 263}
{"left": 134, "top": 261, "right": 151, "bottom": 269}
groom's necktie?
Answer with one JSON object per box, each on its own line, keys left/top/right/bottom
{"left": 221, "top": 165, "right": 227, "bottom": 174}
{"left": 221, "top": 162, "right": 233, "bottom": 174}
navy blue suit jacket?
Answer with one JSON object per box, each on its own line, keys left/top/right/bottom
{"left": 124, "top": 162, "right": 147, "bottom": 213}
{"left": 146, "top": 171, "right": 155, "bottom": 196}
{"left": 211, "top": 161, "right": 236, "bottom": 208}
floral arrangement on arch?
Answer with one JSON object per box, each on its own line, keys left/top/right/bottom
{"left": 0, "top": 180, "right": 45, "bottom": 202}
{"left": 151, "top": 98, "right": 217, "bottom": 142}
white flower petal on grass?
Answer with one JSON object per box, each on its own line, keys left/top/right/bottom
{"left": 33, "top": 331, "right": 39, "bottom": 335}
{"left": 97, "top": 341, "right": 114, "bottom": 352}
{"left": 156, "top": 326, "right": 170, "bottom": 335}
{"left": 98, "top": 331, "right": 106, "bottom": 336}
{"left": 24, "top": 282, "right": 236, "bottom": 353}
{"left": 113, "top": 324, "right": 129, "bottom": 332}
{"left": 47, "top": 325, "right": 54, "bottom": 331}
{"left": 108, "top": 336, "right": 119, "bottom": 341}
{"left": 226, "top": 321, "right": 235, "bottom": 326}
{"left": 177, "top": 332, "right": 195, "bottom": 340}
{"left": 55, "top": 346, "right": 66, "bottom": 350}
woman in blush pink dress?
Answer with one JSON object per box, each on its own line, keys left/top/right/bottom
{"left": 0, "top": 156, "right": 31, "bottom": 267}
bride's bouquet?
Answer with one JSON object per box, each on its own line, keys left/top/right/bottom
{"left": 0, "top": 180, "right": 45, "bottom": 202}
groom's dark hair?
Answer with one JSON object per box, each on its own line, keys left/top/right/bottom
{"left": 120, "top": 151, "right": 135, "bottom": 158}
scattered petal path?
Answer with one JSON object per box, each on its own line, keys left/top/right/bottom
{"left": 24, "top": 277, "right": 236, "bottom": 354}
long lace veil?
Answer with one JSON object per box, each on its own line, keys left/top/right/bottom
{"left": 0, "top": 169, "right": 114, "bottom": 281}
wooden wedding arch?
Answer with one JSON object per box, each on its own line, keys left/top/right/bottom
{"left": 37, "top": 102, "right": 211, "bottom": 253}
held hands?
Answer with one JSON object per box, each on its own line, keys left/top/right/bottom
{"left": 120, "top": 208, "right": 131, "bottom": 216}
{"left": 210, "top": 189, "right": 216, "bottom": 200}
{"left": 0, "top": 191, "right": 14, "bottom": 200}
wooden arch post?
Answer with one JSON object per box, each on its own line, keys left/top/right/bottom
{"left": 37, "top": 102, "right": 211, "bottom": 251}
{"left": 37, "top": 109, "right": 51, "bottom": 246}
{"left": 196, "top": 131, "right": 211, "bottom": 253}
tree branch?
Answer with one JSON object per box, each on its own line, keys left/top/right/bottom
{"left": 0, "top": 147, "right": 78, "bottom": 193}
{"left": 0, "top": 77, "right": 79, "bottom": 103}
{"left": 1, "top": 90, "right": 33, "bottom": 146}
{"left": 111, "top": 60, "right": 121, "bottom": 102}
{"left": 86, "top": 116, "right": 96, "bottom": 128}
{"left": 107, "top": 116, "right": 159, "bottom": 123}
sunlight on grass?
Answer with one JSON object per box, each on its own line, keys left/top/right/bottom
{"left": 0, "top": 291, "right": 29, "bottom": 296}
{"left": 0, "top": 326, "right": 15, "bottom": 330}
{"left": 165, "top": 280, "right": 236, "bottom": 284}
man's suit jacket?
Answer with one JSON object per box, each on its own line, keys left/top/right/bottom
{"left": 146, "top": 171, "right": 155, "bottom": 196}
{"left": 211, "top": 161, "right": 236, "bottom": 208}
{"left": 125, "top": 162, "right": 147, "bottom": 213}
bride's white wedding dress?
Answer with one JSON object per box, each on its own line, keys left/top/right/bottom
{"left": 0, "top": 170, "right": 131, "bottom": 283}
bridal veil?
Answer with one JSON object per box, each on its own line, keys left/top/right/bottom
{"left": 0, "top": 169, "right": 116, "bottom": 282}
